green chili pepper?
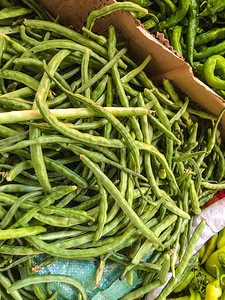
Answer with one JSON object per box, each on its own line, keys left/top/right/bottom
{"left": 217, "top": 228, "right": 225, "bottom": 249}
{"left": 200, "top": 266, "right": 215, "bottom": 283}
{"left": 189, "top": 287, "right": 201, "bottom": 300}
{"left": 206, "top": 244, "right": 225, "bottom": 277}
{"left": 203, "top": 55, "right": 225, "bottom": 89}
{"left": 173, "top": 269, "right": 200, "bottom": 293}
{"left": 186, "top": 0, "right": 199, "bottom": 66}
{"left": 205, "top": 266, "right": 222, "bottom": 300}
{"left": 201, "top": 233, "right": 218, "bottom": 264}
{"left": 171, "top": 25, "right": 183, "bottom": 57}
{"left": 217, "top": 252, "right": 225, "bottom": 266}
{"left": 158, "top": 0, "right": 190, "bottom": 30}
{"left": 200, "top": 0, "right": 225, "bottom": 17}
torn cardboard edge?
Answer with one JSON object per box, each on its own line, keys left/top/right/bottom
{"left": 37, "top": 0, "right": 225, "bottom": 133}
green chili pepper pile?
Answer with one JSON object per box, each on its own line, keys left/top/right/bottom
{"left": 0, "top": 1, "right": 225, "bottom": 299}
{"left": 168, "top": 226, "right": 225, "bottom": 300}
{"left": 119, "top": 0, "right": 225, "bottom": 98}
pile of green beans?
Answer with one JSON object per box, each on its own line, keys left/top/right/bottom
{"left": 119, "top": 0, "right": 225, "bottom": 98}
{"left": 0, "top": 1, "right": 224, "bottom": 299}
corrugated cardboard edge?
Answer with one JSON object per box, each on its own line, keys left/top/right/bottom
{"left": 37, "top": 0, "right": 225, "bottom": 134}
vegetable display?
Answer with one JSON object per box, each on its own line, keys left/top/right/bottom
{"left": 119, "top": 0, "right": 225, "bottom": 98}
{"left": 0, "top": 0, "right": 224, "bottom": 299}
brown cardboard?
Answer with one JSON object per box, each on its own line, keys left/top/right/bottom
{"left": 37, "top": 0, "right": 225, "bottom": 133}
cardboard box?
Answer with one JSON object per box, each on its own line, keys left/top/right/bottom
{"left": 37, "top": 0, "right": 225, "bottom": 133}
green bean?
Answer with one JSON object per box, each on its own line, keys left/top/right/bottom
{"left": 170, "top": 97, "right": 189, "bottom": 125}
{"left": 34, "top": 212, "right": 87, "bottom": 227}
{"left": 19, "top": 39, "right": 105, "bottom": 67}
{"left": 173, "top": 151, "right": 207, "bottom": 162}
{"left": 0, "top": 7, "right": 32, "bottom": 20}
{"left": 106, "top": 149, "right": 127, "bottom": 223}
{"left": 0, "top": 272, "right": 23, "bottom": 300}
{"left": 0, "top": 124, "right": 20, "bottom": 137}
{"left": 43, "top": 62, "right": 140, "bottom": 171}
{"left": 0, "top": 34, "right": 7, "bottom": 94}
{"left": 144, "top": 88, "right": 177, "bottom": 168}
{"left": 81, "top": 48, "right": 91, "bottom": 99}
{"left": 80, "top": 154, "right": 163, "bottom": 247}
{"left": 171, "top": 231, "right": 180, "bottom": 278}
{"left": 0, "top": 106, "right": 149, "bottom": 124}
{"left": 187, "top": 108, "right": 217, "bottom": 120}
{"left": 203, "top": 150, "right": 216, "bottom": 180}
{"left": 148, "top": 113, "right": 181, "bottom": 145}
{"left": 201, "top": 181, "right": 225, "bottom": 190}
{"left": 24, "top": 19, "right": 108, "bottom": 58}
{"left": 103, "top": 77, "right": 113, "bottom": 138}
{"left": 121, "top": 55, "right": 151, "bottom": 84}
{"left": 159, "top": 254, "right": 170, "bottom": 284}
{"left": 0, "top": 190, "right": 42, "bottom": 229}
{"left": 0, "top": 86, "right": 34, "bottom": 99}
{"left": 0, "top": 96, "right": 32, "bottom": 110}
{"left": 65, "top": 143, "right": 147, "bottom": 181}
{"left": 68, "top": 118, "right": 108, "bottom": 131}
{"left": 91, "top": 75, "right": 108, "bottom": 101}
{"left": 163, "top": 217, "right": 183, "bottom": 249}
{"left": 121, "top": 278, "right": 162, "bottom": 300}
{"left": 6, "top": 160, "right": 33, "bottom": 181}
{"left": 124, "top": 214, "right": 177, "bottom": 275}
{"left": 110, "top": 252, "right": 161, "bottom": 273}
{"left": 179, "top": 223, "right": 188, "bottom": 260}
{"left": 10, "top": 186, "right": 76, "bottom": 228}
{"left": 8, "top": 274, "right": 86, "bottom": 300}
{"left": 0, "top": 70, "right": 39, "bottom": 90}
{"left": 92, "top": 179, "right": 108, "bottom": 244}
{"left": 22, "top": 0, "right": 55, "bottom": 22}
{"left": 0, "top": 255, "right": 36, "bottom": 272}
{"left": 95, "top": 93, "right": 105, "bottom": 106}
{"left": 207, "top": 108, "right": 225, "bottom": 154}
{"left": 163, "top": 78, "right": 183, "bottom": 106}
{"left": 38, "top": 230, "right": 84, "bottom": 241}
{"left": 0, "top": 7, "right": 223, "bottom": 299}
{"left": 137, "top": 141, "right": 179, "bottom": 194}
{"left": 19, "top": 24, "right": 39, "bottom": 46}
{"left": 44, "top": 155, "right": 88, "bottom": 188}
{"left": 188, "top": 158, "right": 202, "bottom": 194}
{"left": 29, "top": 104, "right": 51, "bottom": 194}
{"left": 0, "top": 184, "right": 41, "bottom": 193}
{"left": 82, "top": 27, "right": 107, "bottom": 47}
{"left": 122, "top": 82, "right": 139, "bottom": 97}
{"left": 76, "top": 47, "right": 127, "bottom": 94}
{"left": 214, "top": 144, "right": 225, "bottom": 181}
{"left": 85, "top": 2, "right": 148, "bottom": 31}
{"left": 162, "top": 199, "right": 190, "bottom": 219}
{"left": 0, "top": 135, "right": 79, "bottom": 153}
{"left": 189, "top": 179, "right": 201, "bottom": 215}
{"left": 0, "top": 244, "right": 41, "bottom": 256}
{"left": 0, "top": 226, "right": 46, "bottom": 240}
{"left": 47, "top": 291, "right": 58, "bottom": 300}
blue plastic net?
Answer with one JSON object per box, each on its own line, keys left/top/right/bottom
{"left": 27, "top": 255, "right": 144, "bottom": 299}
